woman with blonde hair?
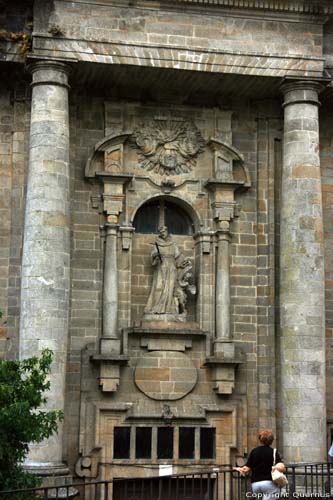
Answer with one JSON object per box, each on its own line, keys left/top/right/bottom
{"left": 234, "top": 429, "right": 285, "bottom": 499}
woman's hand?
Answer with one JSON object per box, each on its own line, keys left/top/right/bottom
{"left": 233, "top": 466, "right": 250, "bottom": 476}
{"left": 273, "top": 462, "right": 285, "bottom": 473}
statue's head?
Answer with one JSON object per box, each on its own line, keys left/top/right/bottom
{"left": 158, "top": 225, "right": 168, "bottom": 239}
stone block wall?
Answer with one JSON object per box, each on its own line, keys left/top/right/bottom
{"left": 0, "top": 0, "right": 33, "bottom": 62}
{"left": 63, "top": 92, "right": 105, "bottom": 464}
{"left": 0, "top": 85, "right": 13, "bottom": 358}
{"left": 32, "top": 0, "right": 325, "bottom": 77}
{"left": 1, "top": 67, "right": 332, "bottom": 469}
{"left": 0, "top": 80, "right": 30, "bottom": 360}
{"left": 320, "top": 106, "right": 333, "bottom": 432}
{"left": 3, "top": 78, "right": 330, "bottom": 467}
{"left": 34, "top": 0, "right": 323, "bottom": 58}
{"left": 60, "top": 90, "right": 285, "bottom": 466}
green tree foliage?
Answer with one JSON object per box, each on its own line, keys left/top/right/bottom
{"left": 0, "top": 349, "right": 63, "bottom": 492}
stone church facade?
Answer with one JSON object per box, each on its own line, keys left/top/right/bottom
{"left": 1, "top": 0, "right": 333, "bottom": 490}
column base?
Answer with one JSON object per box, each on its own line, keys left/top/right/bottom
{"left": 213, "top": 340, "right": 235, "bottom": 358}
{"left": 24, "top": 463, "right": 77, "bottom": 498}
{"left": 24, "top": 463, "right": 70, "bottom": 476}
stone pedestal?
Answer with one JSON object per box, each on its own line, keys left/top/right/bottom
{"left": 19, "top": 60, "right": 71, "bottom": 470}
{"left": 280, "top": 80, "right": 326, "bottom": 462}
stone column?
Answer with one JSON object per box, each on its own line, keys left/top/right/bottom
{"left": 280, "top": 81, "right": 326, "bottom": 462}
{"left": 215, "top": 223, "right": 231, "bottom": 349}
{"left": 194, "top": 231, "right": 214, "bottom": 333}
{"left": 93, "top": 175, "right": 132, "bottom": 392}
{"left": 19, "top": 61, "right": 70, "bottom": 471}
{"left": 101, "top": 224, "right": 120, "bottom": 354}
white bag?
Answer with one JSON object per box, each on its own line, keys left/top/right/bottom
{"left": 271, "top": 448, "right": 288, "bottom": 487}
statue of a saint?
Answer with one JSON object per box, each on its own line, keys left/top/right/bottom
{"left": 144, "top": 226, "right": 196, "bottom": 319}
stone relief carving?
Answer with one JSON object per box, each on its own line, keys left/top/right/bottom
{"left": 132, "top": 119, "right": 205, "bottom": 175}
{"left": 144, "top": 226, "right": 196, "bottom": 321}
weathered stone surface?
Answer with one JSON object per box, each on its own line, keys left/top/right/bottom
{"left": 31, "top": 0, "right": 325, "bottom": 77}
{"left": 279, "top": 81, "right": 326, "bottom": 463}
{"left": 135, "top": 351, "right": 197, "bottom": 400}
{"left": 2, "top": 0, "right": 333, "bottom": 483}
{"left": 19, "top": 61, "right": 71, "bottom": 468}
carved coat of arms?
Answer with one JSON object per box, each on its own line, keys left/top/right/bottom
{"left": 132, "top": 120, "right": 205, "bottom": 175}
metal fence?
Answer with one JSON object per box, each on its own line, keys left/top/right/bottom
{"left": 0, "top": 463, "right": 332, "bottom": 500}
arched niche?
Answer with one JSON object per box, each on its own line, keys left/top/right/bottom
{"left": 130, "top": 194, "right": 202, "bottom": 235}
{"left": 130, "top": 196, "right": 198, "bottom": 324}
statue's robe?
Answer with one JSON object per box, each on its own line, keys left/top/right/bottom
{"left": 144, "top": 236, "right": 180, "bottom": 315}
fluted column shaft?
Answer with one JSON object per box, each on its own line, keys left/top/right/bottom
{"left": 19, "top": 61, "right": 71, "bottom": 468}
{"left": 280, "top": 81, "right": 326, "bottom": 462}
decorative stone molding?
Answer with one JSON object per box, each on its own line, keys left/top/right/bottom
{"left": 205, "top": 353, "right": 245, "bottom": 395}
{"left": 27, "top": 60, "right": 71, "bottom": 89}
{"left": 140, "top": 337, "right": 193, "bottom": 351}
{"left": 281, "top": 80, "right": 324, "bottom": 108}
{"left": 90, "top": 354, "right": 128, "bottom": 392}
{"left": 125, "top": 325, "right": 207, "bottom": 343}
{"left": 85, "top": 132, "right": 132, "bottom": 178}
{"left": 194, "top": 230, "right": 215, "bottom": 255}
{"left": 208, "top": 138, "right": 250, "bottom": 187}
{"left": 166, "top": 0, "right": 331, "bottom": 14}
{"left": 75, "top": 448, "right": 101, "bottom": 479}
{"left": 99, "top": 173, "right": 133, "bottom": 223}
{"left": 120, "top": 225, "right": 135, "bottom": 251}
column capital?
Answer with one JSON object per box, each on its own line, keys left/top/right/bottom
{"left": 27, "top": 60, "right": 71, "bottom": 88}
{"left": 280, "top": 80, "right": 324, "bottom": 108}
{"left": 216, "top": 228, "right": 231, "bottom": 242}
{"left": 104, "top": 223, "right": 119, "bottom": 235}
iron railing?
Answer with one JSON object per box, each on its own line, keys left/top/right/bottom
{"left": 0, "top": 463, "right": 332, "bottom": 499}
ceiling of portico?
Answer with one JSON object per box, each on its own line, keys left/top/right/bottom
{"left": 69, "top": 61, "right": 333, "bottom": 107}
{"left": 70, "top": 61, "right": 284, "bottom": 104}
{"left": 2, "top": 59, "right": 333, "bottom": 107}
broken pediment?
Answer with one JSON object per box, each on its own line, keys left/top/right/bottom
{"left": 85, "top": 131, "right": 132, "bottom": 178}
{"left": 208, "top": 138, "right": 251, "bottom": 188}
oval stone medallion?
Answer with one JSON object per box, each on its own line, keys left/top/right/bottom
{"left": 134, "top": 351, "right": 197, "bottom": 400}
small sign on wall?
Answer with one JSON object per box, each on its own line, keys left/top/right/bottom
{"left": 159, "top": 465, "right": 173, "bottom": 477}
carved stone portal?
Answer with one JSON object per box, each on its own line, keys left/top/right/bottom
{"left": 143, "top": 226, "right": 196, "bottom": 322}
{"left": 132, "top": 119, "right": 205, "bottom": 175}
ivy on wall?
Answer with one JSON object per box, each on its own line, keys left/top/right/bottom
{"left": 0, "top": 31, "right": 31, "bottom": 57}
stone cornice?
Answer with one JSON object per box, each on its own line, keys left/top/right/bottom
{"left": 165, "top": 0, "right": 331, "bottom": 14}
